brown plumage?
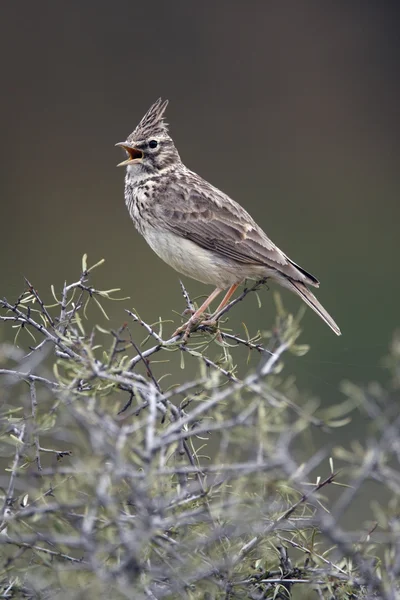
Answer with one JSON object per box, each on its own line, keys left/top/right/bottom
{"left": 117, "top": 99, "right": 341, "bottom": 338}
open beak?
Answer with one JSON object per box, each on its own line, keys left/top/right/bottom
{"left": 115, "top": 142, "right": 144, "bottom": 167}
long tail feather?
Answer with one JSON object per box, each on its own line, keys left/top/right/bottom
{"left": 284, "top": 279, "right": 341, "bottom": 336}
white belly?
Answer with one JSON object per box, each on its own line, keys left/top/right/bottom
{"left": 141, "top": 227, "right": 237, "bottom": 287}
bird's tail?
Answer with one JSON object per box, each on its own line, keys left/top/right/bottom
{"left": 283, "top": 278, "right": 341, "bottom": 336}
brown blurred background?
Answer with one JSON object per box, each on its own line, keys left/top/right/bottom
{"left": 0, "top": 2, "right": 399, "bottom": 419}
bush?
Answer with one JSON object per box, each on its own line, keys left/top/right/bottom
{"left": 1, "top": 256, "right": 399, "bottom": 599}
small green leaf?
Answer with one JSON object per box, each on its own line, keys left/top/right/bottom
{"left": 50, "top": 284, "right": 60, "bottom": 304}
{"left": 74, "top": 311, "right": 86, "bottom": 335}
{"left": 83, "top": 295, "right": 91, "bottom": 320}
{"left": 93, "top": 297, "right": 109, "bottom": 320}
{"left": 9, "top": 434, "right": 24, "bottom": 445}
{"left": 24, "top": 326, "right": 37, "bottom": 343}
{"left": 273, "top": 292, "right": 285, "bottom": 316}
{"left": 290, "top": 344, "right": 310, "bottom": 357}
{"left": 20, "top": 293, "right": 35, "bottom": 304}
{"left": 82, "top": 253, "right": 88, "bottom": 273}
{"left": 87, "top": 258, "right": 105, "bottom": 272}
{"left": 95, "top": 325, "right": 110, "bottom": 334}
{"left": 326, "top": 417, "right": 353, "bottom": 428}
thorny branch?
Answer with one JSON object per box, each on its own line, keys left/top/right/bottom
{"left": 0, "top": 257, "right": 399, "bottom": 599}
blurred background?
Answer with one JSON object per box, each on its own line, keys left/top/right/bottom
{"left": 0, "top": 2, "right": 399, "bottom": 427}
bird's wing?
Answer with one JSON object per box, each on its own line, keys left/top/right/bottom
{"left": 152, "top": 174, "right": 319, "bottom": 286}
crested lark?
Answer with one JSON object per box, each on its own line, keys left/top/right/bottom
{"left": 117, "top": 99, "right": 341, "bottom": 340}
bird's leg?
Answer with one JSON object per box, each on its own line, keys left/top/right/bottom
{"left": 211, "top": 284, "right": 239, "bottom": 317}
{"left": 173, "top": 287, "right": 222, "bottom": 341}
{"left": 192, "top": 284, "right": 240, "bottom": 343}
{"left": 200, "top": 284, "right": 240, "bottom": 328}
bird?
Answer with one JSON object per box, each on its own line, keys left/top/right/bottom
{"left": 116, "top": 98, "right": 341, "bottom": 340}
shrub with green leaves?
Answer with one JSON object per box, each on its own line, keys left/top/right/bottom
{"left": 0, "top": 257, "right": 399, "bottom": 599}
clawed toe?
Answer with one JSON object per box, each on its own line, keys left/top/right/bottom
{"left": 173, "top": 286, "right": 234, "bottom": 342}
{"left": 172, "top": 324, "right": 186, "bottom": 338}
{"left": 199, "top": 319, "right": 223, "bottom": 342}
{"left": 173, "top": 316, "right": 200, "bottom": 341}
{"left": 199, "top": 318, "right": 217, "bottom": 328}
{"left": 173, "top": 316, "right": 220, "bottom": 343}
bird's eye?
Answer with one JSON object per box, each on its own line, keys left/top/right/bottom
{"left": 148, "top": 140, "right": 158, "bottom": 149}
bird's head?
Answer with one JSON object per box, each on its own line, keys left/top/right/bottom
{"left": 116, "top": 98, "right": 181, "bottom": 176}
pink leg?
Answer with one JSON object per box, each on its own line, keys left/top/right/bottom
{"left": 173, "top": 287, "right": 222, "bottom": 340}
{"left": 189, "top": 287, "right": 223, "bottom": 321}
{"left": 212, "top": 283, "right": 239, "bottom": 316}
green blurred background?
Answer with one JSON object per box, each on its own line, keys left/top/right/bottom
{"left": 1, "top": 2, "right": 399, "bottom": 417}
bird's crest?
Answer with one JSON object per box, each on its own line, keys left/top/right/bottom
{"left": 128, "top": 98, "right": 169, "bottom": 141}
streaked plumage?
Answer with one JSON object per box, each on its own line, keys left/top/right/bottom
{"left": 117, "top": 98, "right": 341, "bottom": 337}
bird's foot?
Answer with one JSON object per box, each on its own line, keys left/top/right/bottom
{"left": 198, "top": 318, "right": 218, "bottom": 330}
{"left": 173, "top": 316, "right": 200, "bottom": 343}
{"left": 173, "top": 317, "right": 220, "bottom": 343}
{"left": 181, "top": 307, "right": 213, "bottom": 319}
{"left": 199, "top": 319, "right": 223, "bottom": 342}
